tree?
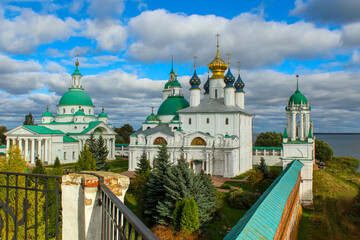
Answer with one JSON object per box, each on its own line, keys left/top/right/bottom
{"left": 0, "top": 126, "right": 7, "bottom": 145}
{"left": 247, "top": 170, "right": 264, "bottom": 192}
{"left": 254, "top": 132, "right": 283, "bottom": 147}
{"left": 88, "top": 133, "right": 97, "bottom": 155}
{"left": 74, "top": 144, "right": 96, "bottom": 171}
{"left": 23, "top": 112, "right": 34, "bottom": 125}
{"left": 135, "top": 151, "right": 151, "bottom": 176}
{"left": 315, "top": 139, "right": 333, "bottom": 162}
{"left": 132, "top": 152, "right": 151, "bottom": 203}
{"left": 32, "top": 159, "right": 45, "bottom": 175}
{"left": 256, "top": 157, "right": 270, "bottom": 179}
{"left": 143, "top": 145, "right": 171, "bottom": 225}
{"left": 156, "top": 157, "right": 217, "bottom": 227}
{"left": 114, "top": 124, "right": 134, "bottom": 143}
{"left": 179, "top": 198, "right": 200, "bottom": 234}
{"left": 95, "top": 135, "right": 109, "bottom": 171}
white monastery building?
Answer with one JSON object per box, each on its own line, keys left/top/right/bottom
{"left": 129, "top": 38, "right": 254, "bottom": 177}
{"left": 5, "top": 62, "right": 116, "bottom": 164}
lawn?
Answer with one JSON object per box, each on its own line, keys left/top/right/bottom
{"left": 298, "top": 157, "right": 360, "bottom": 240}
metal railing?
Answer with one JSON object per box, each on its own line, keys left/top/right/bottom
{"left": 87, "top": 172, "right": 158, "bottom": 240}
{"left": 0, "top": 171, "right": 61, "bottom": 240}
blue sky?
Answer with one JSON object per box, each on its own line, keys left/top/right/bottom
{"left": 0, "top": 0, "right": 360, "bottom": 133}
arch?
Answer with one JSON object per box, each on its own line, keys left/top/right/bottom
{"left": 153, "top": 137, "right": 167, "bottom": 145}
{"left": 173, "top": 126, "right": 178, "bottom": 130}
{"left": 191, "top": 137, "right": 206, "bottom": 146}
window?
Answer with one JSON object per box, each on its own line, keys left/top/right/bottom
{"left": 215, "top": 89, "right": 218, "bottom": 98}
{"left": 64, "top": 152, "right": 67, "bottom": 160}
{"left": 189, "top": 118, "right": 192, "bottom": 124}
{"left": 147, "top": 127, "right": 151, "bottom": 129}
{"left": 206, "top": 118, "right": 209, "bottom": 124}
{"left": 63, "top": 108, "right": 65, "bottom": 114}
{"left": 173, "top": 89, "right": 175, "bottom": 95}
{"left": 225, "top": 118, "right": 229, "bottom": 125}
{"left": 72, "top": 151, "right": 75, "bottom": 159}
{"left": 89, "top": 109, "right": 91, "bottom": 114}
{"left": 74, "top": 126, "right": 77, "bottom": 129}
{"left": 71, "top": 108, "right": 75, "bottom": 113}
{"left": 173, "top": 126, "right": 178, "bottom": 130}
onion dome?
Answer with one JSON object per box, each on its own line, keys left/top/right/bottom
{"left": 288, "top": 76, "right": 308, "bottom": 105}
{"left": 42, "top": 107, "right": 53, "bottom": 117}
{"left": 74, "top": 106, "right": 85, "bottom": 116}
{"left": 164, "top": 81, "right": 170, "bottom": 89}
{"left": 145, "top": 108, "right": 160, "bottom": 122}
{"left": 224, "top": 68, "right": 235, "bottom": 88}
{"left": 189, "top": 70, "right": 201, "bottom": 89}
{"left": 59, "top": 90, "right": 93, "bottom": 106}
{"left": 170, "top": 76, "right": 182, "bottom": 87}
{"left": 234, "top": 73, "right": 245, "bottom": 92}
{"left": 157, "top": 96, "right": 189, "bottom": 116}
{"left": 98, "top": 107, "right": 108, "bottom": 118}
{"left": 204, "top": 73, "right": 210, "bottom": 94}
{"left": 208, "top": 35, "right": 228, "bottom": 79}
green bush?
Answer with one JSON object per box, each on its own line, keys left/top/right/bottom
{"left": 329, "top": 156, "right": 360, "bottom": 172}
{"left": 220, "top": 183, "right": 231, "bottom": 189}
{"left": 254, "top": 132, "right": 282, "bottom": 147}
{"left": 227, "top": 189, "right": 259, "bottom": 209}
{"left": 257, "top": 179, "right": 273, "bottom": 193}
{"left": 315, "top": 139, "right": 333, "bottom": 162}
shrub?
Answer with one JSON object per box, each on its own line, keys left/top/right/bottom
{"left": 315, "top": 139, "right": 333, "bottom": 162}
{"left": 255, "top": 157, "right": 270, "bottom": 179}
{"left": 247, "top": 170, "right": 264, "bottom": 192}
{"left": 329, "top": 156, "right": 360, "bottom": 172}
{"left": 227, "top": 189, "right": 259, "bottom": 209}
{"left": 254, "top": 132, "right": 282, "bottom": 147}
{"left": 151, "top": 225, "right": 198, "bottom": 240}
{"left": 220, "top": 183, "right": 231, "bottom": 189}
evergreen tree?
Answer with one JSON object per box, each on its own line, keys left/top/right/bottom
{"left": 157, "top": 157, "right": 217, "bottom": 227}
{"left": 95, "top": 135, "right": 109, "bottom": 171}
{"left": 51, "top": 157, "right": 63, "bottom": 176}
{"left": 23, "top": 112, "right": 34, "bottom": 125}
{"left": 74, "top": 144, "right": 96, "bottom": 171}
{"left": 179, "top": 198, "right": 200, "bottom": 234}
{"left": 132, "top": 151, "right": 151, "bottom": 202}
{"left": 88, "top": 133, "right": 97, "bottom": 155}
{"left": 256, "top": 157, "right": 270, "bottom": 179}
{"left": 143, "top": 145, "right": 171, "bottom": 225}
{"left": 32, "top": 159, "right": 45, "bottom": 175}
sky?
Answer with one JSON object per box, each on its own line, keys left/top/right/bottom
{"left": 0, "top": 0, "right": 360, "bottom": 133}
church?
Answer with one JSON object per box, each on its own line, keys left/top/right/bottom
{"left": 128, "top": 38, "right": 254, "bottom": 177}
{"left": 5, "top": 62, "right": 117, "bottom": 165}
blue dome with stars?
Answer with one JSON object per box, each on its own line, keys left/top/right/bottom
{"left": 204, "top": 75, "right": 210, "bottom": 94}
{"left": 189, "top": 70, "right": 201, "bottom": 89}
{"left": 224, "top": 68, "right": 235, "bottom": 88}
{"left": 234, "top": 73, "right": 245, "bottom": 92}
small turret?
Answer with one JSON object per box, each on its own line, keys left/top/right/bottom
{"left": 234, "top": 61, "right": 245, "bottom": 109}
{"left": 224, "top": 54, "right": 235, "bottom": 106}
{"left": 41, "top": 106, "right": 54, "bottom": 124}
{"left": 98, "top": 107, "right": 109, "bottom": 124}
{"left": 189, "top": 57, "right": 201, "bottom": 107}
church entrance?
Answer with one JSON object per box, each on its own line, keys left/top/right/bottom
{"left": 193, "top": 160, "right": 203, "bottom": 174}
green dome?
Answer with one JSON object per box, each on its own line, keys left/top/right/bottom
{"left": 157, "top": 96, "right": 189, "bottom": 116}
{"left": 98, "top": 112, "right": 108, "bottom": 118}
{"left": 170, "top": 78, "right": 181, "bottom": 87}
{"left": 59, "top": 89, "right": 93, "bottom": 106}
{"left": 42, "top": 110, "right": 53, "bottom": 117}
{"left": 289, "top": 91, "right": 308, "bottom": 105}
{"left": 74, "top": 109, "right": 85, "bottom": 116}
{"left": 164, "top": 81, "right": 170, "bottom": 89}
{"left": 146, "top": 112, "right": 160, "bottom": 122}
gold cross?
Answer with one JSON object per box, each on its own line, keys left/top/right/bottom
{"left": 226, "top": 53, "right": 231, "bottom": 65}
{"left": 237, "top": 61, "right": 241, "bottom": 74}
{"left": 216, "top": 34, "right": 220, "bottom": 46}
{"left": 193, "top": 56, "right": 198, "bottom": 69}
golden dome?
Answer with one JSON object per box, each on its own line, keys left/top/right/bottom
{"left": 208, "top": 35, "right": 228, "bottom": 79}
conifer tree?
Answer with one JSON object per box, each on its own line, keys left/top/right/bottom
{"left": 143, "top": 145, "right": 171, "bottom": 225}
{"left": 180, "top": 198, "right": 200, "bottom": 233}
{"left": 95, "top": 135, "right": 109, "bottom": 171}
{"left": 32, "top": 159, "right": 45, "bottom": 175}
{"left": 132, "top": 151, "right": 151, "bottom": 202}
{"left": 51, "top": 157, "right": 63, "bottom": 176}
{"left": 256, "top": 157, "right": 270, "bottom": 179}
{"left": 88, "top": 133, "right": 97, "bottom": 154}
{"left": 135, "top": 151, "right": 151, "bottom": 176}
{"left": 74, "top": 144, "right": 96, "bottom": 171}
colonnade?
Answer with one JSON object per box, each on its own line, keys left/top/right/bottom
{"left": 6, "top": 137, "right": 51, "bottom": 164}
{"left": 288, "top": 112, "right": 310, "bottom": 141}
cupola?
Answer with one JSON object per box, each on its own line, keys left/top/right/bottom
{"left": 208, "top": 34, "right": 228, "bottom": 79}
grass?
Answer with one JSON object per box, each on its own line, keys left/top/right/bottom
{"left": 231, "top": 169, "right": 253, "bottom": 180}
{"left": 298, "top": 156, "right": 360, "bottom": 240}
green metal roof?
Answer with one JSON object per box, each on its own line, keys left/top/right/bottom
{"left": 224, "top": 160, "right": 303, "bottom": 240}
{"left": 72, "top": 65, "right": 82, "bottom": 76}
{"left": 58, "top": 89, "right": 93, "bottom": 106}
{"left": 170, "top": 78, "right": 181, "bottom": 87}
{"left": 115, "top": 143, "right": 130, "bottom": 147}
{"left": 283, "top": 128, "right": 288, "bottom": 139}
{"left": 63, "top": 135, "right": 79, "bottom": 143}
{"left": 23, "top": 125, "right": 64, "bottom": 135}
{"left": 80, "top": 121, "right": 102, "bottom": 134}
{"left": 98, "top": 111, "right": 108, "bottom": 118}
{"left": 288, "top": 81, "right": 307, "bottom": 105}
{"left": 0, "top": 145, "right": 6, "bottom": 149}
{"left": 145, "top": 112, "right": 160, "bottom": 122}
{"left": 42, "top": 110, "right": 53, "bottom": 117}
{"left": 253, "top": 146, "right": 283, "bottom": 150}
{"left": 164, "top": 81, "right": 170, "bottom": 89}
{"left": 74, "top": 109, "right": 85, "bottom": 116}
{"left": 157, "top": 96, "right": 189, "bottom": 116}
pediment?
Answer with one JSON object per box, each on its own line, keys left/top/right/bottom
{"left": 6, "top": 126, "right": 38, "bottom": 136}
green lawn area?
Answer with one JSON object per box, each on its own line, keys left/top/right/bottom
{"left": 298, "top": 157, "right": 360, "bottom": 240}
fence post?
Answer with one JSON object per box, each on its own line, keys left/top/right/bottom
{"left": 62, "top": 172, "right": 130, "bottom": 240}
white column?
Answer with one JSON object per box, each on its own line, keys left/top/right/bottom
{"left": 190, "top": 89, "right": 201, "bottom": 107}
{"left": 19, "top": 138, "right": 23, "bottom": 153}
{"left": 300, "top": 113, "right": 304, "bottom": 140}
{"left": 45, "top": 139, "right": 49, "bottom": 163}
{"left": 6, "top": 138, "right": 10, "bottom": 151}
{"left": 112, "top": 139, "right": 115, "bottom": 158}
{"left": 37, "top": 139, "right": 42, "bottom": 161}
{"left": 31, "top": 139, "right": 35, "bottom": 164}
{"left": 292, "top": 113, "right": 296, "bottom": 141}
{"left": 224, "top": 153, "right": 228, "bottom": 175}
{"left": 304, "top": 113, "right": 310, "bottom": 137}
{"left": 24, "top": 138, "right": 29, "bottom": 161}
{"left": 49, "top": 139, "right": 52, "bottom": 164}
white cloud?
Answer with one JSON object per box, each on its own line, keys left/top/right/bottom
{"left": 45, "top": 61, "right": 66, "bottom": 73}
{"left": 46, "top": 48, "right": 65, "bottom": 58}
{"left": 83, "top": 19, "right": 127, "bottom": 52}
{"left": 0, "top": 54, "right": 42, "bottom": 74}
{"left": 87, "top": 0, "right": 125, "bottom": 20}
{"left": 291, "top": 0, "right": 360, "bottom": 24}
{"left": 342, "top": 22, "right": 360, "bottom": 47}
{"left": 0, "top": 7, "right": 80, "bottom": 54}
{"left": 127, "top": 10, "right": 341, "bottom": 68}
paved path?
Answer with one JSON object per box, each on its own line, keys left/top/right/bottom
{"left": 121, "top": 171, "right": 136, "bottom": 179}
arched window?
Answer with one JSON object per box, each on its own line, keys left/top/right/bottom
{"left": 147, "top": 127, "right": 151, "bottom": 129}
{"left": 215, "top": 89, "right": 218, "bottom": 98}
{"left": 173, "top": 127, "right": 178, "bottom": 130}
{"left": 173, "top": 89, "right": 175, "bottom": 95}
{"left": 206, "top": 118, "right": 209, "bottom": 124}
{"left": 71, "top": 108, "right": 75, "bottom": 113}
{"left": 154, "top": 137, "right": 167, "bottom": 145}
{"left": 225, "top": 118, "right": 229, "bottom": 125}
{"left": 191, "top": 137, "right": 206, "bottom": 146}
{"left": 189, "top": 118, "right": 192, "bottom": 125}
{"left": 63, "top": 108, "right": 66, "bottom": 114}
{"left": 94, "top": 127, "right": 103, "bottom": 135}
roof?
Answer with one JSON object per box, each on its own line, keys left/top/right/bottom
{"left": 63, "top": 135, "right": 79, "bottom": 143}
{"left": 170, "top": 78, "right": 182, "bottom": 87}
{"left": 98, "top": 111, "right": 108, "bottom": 118}
{"left": 253, "top": 146, "right": 283, "bottom": 150}
{"left": 224, "top": 68, "right": 235, "bottom": 88}
{"left": 145, "top": 112, "right": 160, "bottom": 122}
{"left": 74, "top": 109, "right": 85, "bottom": 116}
{"left": 80, "top": 121, "right": 102, "bottom": 134}
{"left": 23, "top": 125, "right": 64, "bottom": 135}
{"left": 0, "top": 145, "right": 6, "bottom": 149}
{"left": 58, "top": 89, "right": 93, "bottom": 106}
{"left": 224, "top": 160, "right": 303, "bottom": 240}
{"left": 133, "top": 124, "right": 174, "bottom": 137}
{"left": 42, "top": 110, "right": 53, "bottom": 117}
{"left": 157, "top": 96, "right": 190, "bottom": 116}
{"left": 288, "top": 81, "right": 307, "bottom": 106}
{"left": 115, "top": 143, "right": 130, "bottom": 147}
{"left": 189, "top": 70, "right": 201, "bottom": 89}
{"left": 178, "top": 98, "right": 253, "bottom": 116}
